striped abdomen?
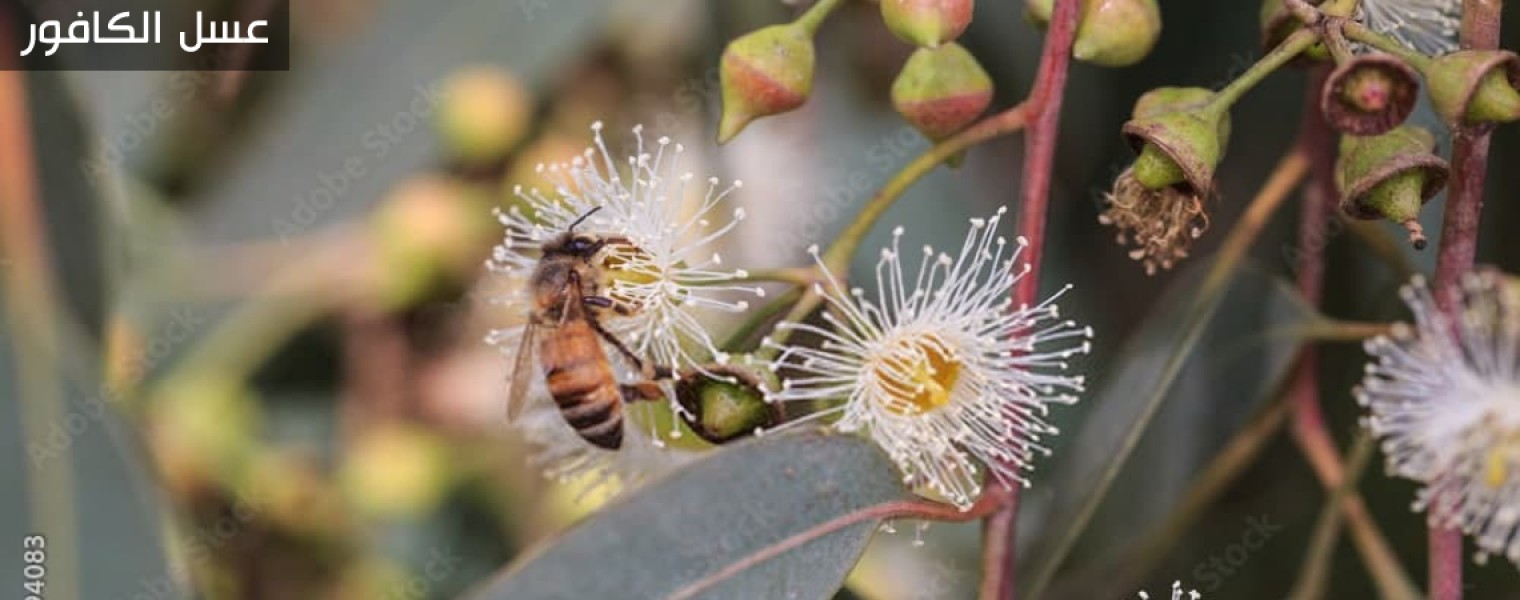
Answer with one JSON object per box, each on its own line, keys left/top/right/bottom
{"left": 540, "top": 319, "right": 623, "bottom": 449}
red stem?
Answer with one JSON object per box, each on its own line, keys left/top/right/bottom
{"left": 1428, "top": 2, "right": 1503, "bottom": 597}
{"left": 981, "top": 0, "right": 1081, "bottom": 597}
{"left": 1289, "top": 66, "right": 1338, "bottom": 510}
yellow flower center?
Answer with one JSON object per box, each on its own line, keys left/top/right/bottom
{"left": 1483, "top": 430, "right": 1520, "bottom": 490}
{"left": 877, "top": 336, "right": 962, "bottom": 416}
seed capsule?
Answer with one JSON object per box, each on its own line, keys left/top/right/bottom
{"left": 1336, "top": 126, "right": 1450, "bottom": 249}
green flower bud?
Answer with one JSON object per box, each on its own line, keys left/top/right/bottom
{"left": 435, "top": 66, "right": 533, "bottom": 165}
{"left": 1336, "top": 126, "right": 1449, "bottom": 249}
{"left": 340, "top": 423, "right": 453, "bottom": 519}
{"left": 1025, "top": 0, "right": 1052, "bottom": 28}
{"left": 891, "top": 43, "right": 993, "bottom": 141}
{"left": 881, "top": 0, "right": 974, "bottom": 48}
{"left": 1321, "top": 54, "right": 1419, "bottom": 136}
{"left": 1422, "top": 50, "right": 1520, "bottom": 127}
{"left": 1121, "top": 87, "right": 1230, "bottom": 197}
{"left": 674, "top": 363, "right": 780, "bottom": 445}
{"left": 718, "top": 24, "right": 816, "bottom": 144}
{"left": 1073, "top": 0, "right": 1161, "bottom": 67}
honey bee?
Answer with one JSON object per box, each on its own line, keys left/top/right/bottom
{"left": 507, "top": 207, "right": 668, "bottom": 450}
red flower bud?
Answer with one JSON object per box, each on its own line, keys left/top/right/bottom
{"left": 718, "top": 24, "right": 816, "bottom": 144}
{"left": 891, "top": 43, "right": 993, "bottom": 141}
{"left": 880, "top": 0, "right": 975, "bottom": 48}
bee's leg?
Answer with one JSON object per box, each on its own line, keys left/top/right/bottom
{"left": 585, "top": 316, "right": 674, "bottom": 382}
{"left": 582, "top": 294, "right": 637, "bottom": 316}
{"left": 619, "top": 381, "right": 665, "bottom": 403}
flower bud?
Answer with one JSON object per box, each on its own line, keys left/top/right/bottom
{"left": 371, "top": 176, "right": 491, "bottom": 308}
{"left": 1422, "top": 50, "right": 1520, "bottom": 127}
{"left": 1025, "top": 0, "right": 1051, "bottom": 27}
{"left": 1027, "top": 0, "right": 1161, "bottom": 67}
{"left": 718, "top": 24, "right": 815, "bottom": 143}
{"left": 673, "top": 364, "right": 780, "bottom": 445}
{"left": 1121, "top": 87, "right": 1230, "bottom": 197}
{"left": 340, "top": 423, "right": 453, "bottom": 519}
{"left": 1336, "top": 126, "right": 1449, "bottom": 249}
{"left": 1073, "top": 0, "right": 1161, "bottom": 67}
{"left": 891, "top": 43, "right": 993, "bottom": 141}
{"left": 881, "top": 0, "right": 974, "bottom": 48}
{"left": 435, "top": 66, "right": 533, "bottom": 165}
{"left": 1321, "top": 54, "right": 1419, "bottom": 135}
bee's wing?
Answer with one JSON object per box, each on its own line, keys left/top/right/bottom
{"left": 506, "top": 323, "right": 539, "bottom": 422}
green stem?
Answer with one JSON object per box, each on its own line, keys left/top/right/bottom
{"left": 795, "top": 0, "right": 845, "bottom": 35}
{"left": 1211, "top": 30, "right": 1320, "bottom": 109}
{"left": 1341, "top": 22, "right": 1432, "bottom": 68}
{"left": 1288, "top": 433, "right": 1378, "bottom": 600}
{"left": 722, "top": 284, "right": 803, "bottom": 352}
{"left": 820, "top": 103, "right": 1032, "bottom": 274}
{"left": 754, "top": 102, "right": 1033, "bottom": 355}
{"left": 1320, "top": 0, "right": 1362, "bottom": 17}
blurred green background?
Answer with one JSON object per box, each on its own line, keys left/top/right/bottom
{"left": 4, "top": 0, "right": 1520, "bottom": 598}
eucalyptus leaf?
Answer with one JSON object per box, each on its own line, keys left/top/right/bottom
{"left": 1017, "top": 262, "right": 1315, "bottom": 599}
{"left": 1, "top": 70, "right": 177, "bottom": 600}
{"left": 467, "top": 432, "right": 914, "bottom": 600}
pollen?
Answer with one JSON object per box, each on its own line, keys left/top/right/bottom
{"left": 876, "top": 335, "right": 963, "bottom": 416}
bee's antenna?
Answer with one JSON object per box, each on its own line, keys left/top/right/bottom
{"left": 568, "top": 206, "right": 602, "bottom": 233}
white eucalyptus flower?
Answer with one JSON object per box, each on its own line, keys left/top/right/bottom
{"left": 1137, "top": 581, "right": 1201, "bottom": 600}
{"left": 490, "top": 121, "right": 759, "bottom": 371}
{"left": 764, "top": 208, "right": 1093, "bottom": 509}
{"left": 1358, "top": 270, "right": 1520, "bottom": 564}
{"left": 1360, "top": 0, "right": 1461, "bottom": 56}
{"left": 486, "top": 123, "right": 757, "bottom": 495}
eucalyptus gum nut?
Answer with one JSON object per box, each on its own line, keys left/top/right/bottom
{"left": 1422, "top": 50, "right": 1520, "bottom": 127}
{"left": 1072, "top": 0, "right": 1161, "bottom": 67}
{"left": 1131, "top": 87, "right": 1214, "bottom": 118}
{"left": 881, "top": 0, "right": 974, "bottom": 47}
{"left": 1466, "top": 70, "right": 1520, "bottom": 123}
{"left": 673, "top": 364, "right": 781, "bottom": 445}
{"left": 891, "top": 43, "right": 993, "bottom": 141}
{"left": 1336, "top": 126, "right": 1449, "bottom": 248}
{"left": 1121, "top": 105, "right": 1228, "bottom": 197}
{"left": 718, "top": 24, "right": 816, "bottom": 143}
{"left": 1321, "top": 54, "right": 1420, "bottom": 136}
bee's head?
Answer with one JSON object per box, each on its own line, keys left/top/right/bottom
{"left": 561, "top": 233, "right": 601, "bottom": 258}
{"left": 546, "top": 207, "right": 605, "bottom": 259}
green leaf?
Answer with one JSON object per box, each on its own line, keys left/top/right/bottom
{"left": 1017, "top": 262, "right": 1315, "bottom": 599}
{"left": 2, "top": 70, "right": 176, "bottom": 599}
{"left": 466, "top": 432, "right": 913, "bottom": 600}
